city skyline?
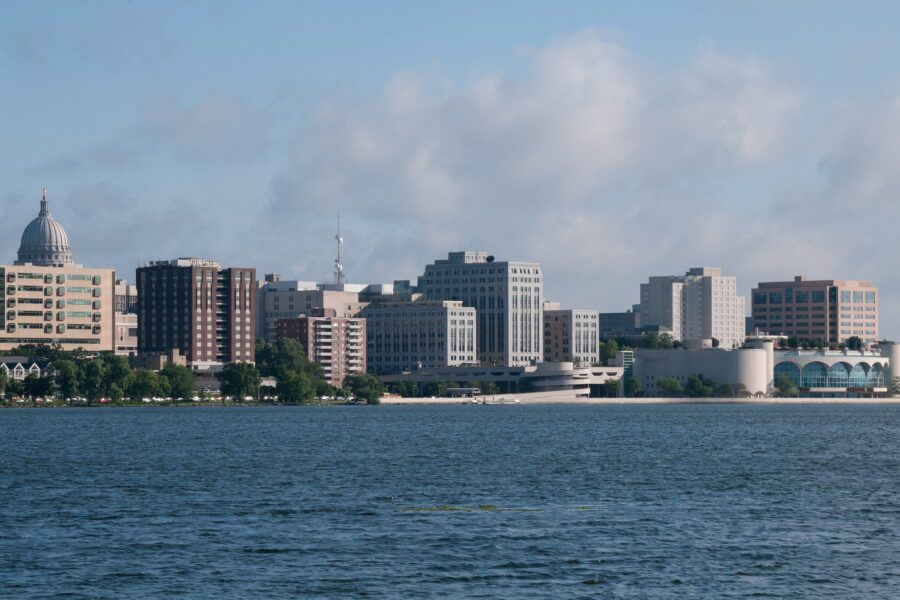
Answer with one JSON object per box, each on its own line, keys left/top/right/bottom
{"left": 4, "top": 2, "right": 900, "bottom": 336}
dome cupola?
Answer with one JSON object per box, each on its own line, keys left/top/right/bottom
{"left": 15, "top": 188, "right": 75, "bottom": 267}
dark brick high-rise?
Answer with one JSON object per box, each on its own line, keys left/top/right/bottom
{"left": 137, "top": 258, "right": 256, "bottom": 365}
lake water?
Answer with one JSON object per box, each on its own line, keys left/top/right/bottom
{"left": 3, "top": 405, "right": 900, "bottom": 599}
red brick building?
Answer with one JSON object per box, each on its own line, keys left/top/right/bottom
{"left": 276, "top": 308, "right": 365, "bottom": 387}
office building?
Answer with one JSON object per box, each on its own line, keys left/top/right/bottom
{"left": 639, "top": 267, "right": 745, "bottom": 349}
{"left": 115, "top": 312, "right": 138, "bottom": 357}
{"left": 137, "top": 258, "right": 255, "bottom": 369}
{"left": 115, "top": 279, "right": 138, "bottom": 314}
{"left": 276, "top": 308, "right": 366, "bottom": 388}
{"left": 543, "top": 307, "right": 599, "bottom": 365}
{"left": 750, "top": 276, "right": 878, "bottom": 343}
{"left": 255, "top": 274, "right": 376, "bottom": 342}
{"left": 362, "top": 297, "right": 476, "bottom": 375}
{"left": 417, "top": 251, "right": 543, "bottom": 366}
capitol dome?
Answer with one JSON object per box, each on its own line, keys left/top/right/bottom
{"left": 15, "top": 188, "right": 75, "bottom": 267}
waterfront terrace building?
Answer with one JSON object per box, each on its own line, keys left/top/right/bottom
{"left": 543, "top": 307, "right": 600, "bottom": 365}
{"left": 751, "top": 276, "right": 878, "bottom": 344}
{"left": 640, "top": 267, "right": 745, "bottom": 350}
{"left": 276, "top": 308, "right": 366, "bottom": 388}
{"left": 1, "top": 190, "right": 115, "bottom": 353}
{"left": 362, "top": 296, "right": 476, "bottom": 375}
{"left": 417, "top": 251, "right": 543, "bottom": 367}
{"left": 137, "top": 258, "right": 255, "bottom": 370}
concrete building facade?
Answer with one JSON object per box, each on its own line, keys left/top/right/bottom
{"left": 362, "top": 297, "right": 476, "bottom": 375}
{"left": 543, "top": 308, "right": 599, "bottom": 365}
{"left": 750, "top": 276, "right": 878, "bottom": 343}
{"left": 417, "top": 251, "right": 543, "bottom": 366}
{"left": 276, "top": 308, "right": 366, "bottom": 387}
{"left": 640, "top": 267, "right": 745, "bottom": 349}
{"left": 137, "top": 258, "right": 255, "bottom": 369}
{"left": 0, "top": 264, "right": 115, "bottom": 352}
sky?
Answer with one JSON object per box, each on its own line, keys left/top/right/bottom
{"left": 3, "top": 1, "right": 900, "bottom": 336}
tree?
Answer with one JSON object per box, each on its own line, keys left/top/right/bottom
{"left": 713, "top": 382, "right": 734, "bottom": 398}
{"left": 346, "top": 373, "right": 385, "bottom": 404}
{"left": 846, "top": 336, "right": 863, "bottom": 350}
{"left": 645, "top": 332, "right": 660, "bottom": 349}
{"left": 0, "top": 368, "right": 6, "bottom": 398}
{"left": 481, "top": 381, "right": 499, "bottom": 395}
{"left": 128, "top": 369, "right": 170, "bottom": 400}
{"left": 730, "top": 382, "right": 748, "bottom": 398}
{"left": 217, "top": 362, "right": 261, "bottom": 399}
{"left": 602, "top": 379, "right": 621, "bottom": 398}
{"left": 711, "top": 337, "right": 720, "bottom": 348}
{"left": 395, "top": 380, "right": 419, "bottom": 398}
{"left": 775, "top": 374, "right": 798, "bottom": 397}
{"left": 599, "top": 339, "right": 619, "bottom": 364}
{"left": 80, "top": 358, "right": 107, "bottom": 402}
{"left": 685, "top": 375, "right": 714, "bottom": 398}
{"left": 23, "top": 374, "right": 54, "bottom": 400}
{"left": 6, "top": 378, "right": 24, "bottom": 398}
{"left": 623, "top": 376, "right": 641, "bottom": 397}
{"left": 422, "top": 380, "right": 449, "bottom": 397}
{"left": 657, "top": 377, "right": 682, "bottom": 397}
{"left": 100, "top": 354, "right": 132, "bottom": 396}
{"left": 161, "top": 364, "right": 198, "bottom": 400}
{"left": 277, "top": 371, "right": 315, "bottom": 403}
{"left": 658, "top": 333, "right": 675, "bottom": 349}
{"left": 52, "top": 359, "right": 81, "bottom": 400}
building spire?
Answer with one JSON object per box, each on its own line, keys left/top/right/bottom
{"left": 334, "top": 214, "right": 345, "bottom": 285}
{"left": 40, "top": 187, "right": 50, "bottom": 217}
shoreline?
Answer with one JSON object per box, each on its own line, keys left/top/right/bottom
{"left": 4, "top": 397, "right": 900, "bottom": 408}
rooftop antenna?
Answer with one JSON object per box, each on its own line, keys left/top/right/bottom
{"left": 334, "top": 214, "right": 345, "bottom": 285}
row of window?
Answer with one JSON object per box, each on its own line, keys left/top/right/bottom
{"left": 5, "top": 273, "right": 102, "bottom": 284}
{"left": 6, "top": 323, "right": 102, "bottom": 334}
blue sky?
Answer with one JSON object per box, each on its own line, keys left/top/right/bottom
{"left": 3, "top": 1, "right": 900, "bottom": 335}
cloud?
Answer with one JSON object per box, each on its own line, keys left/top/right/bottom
{"left": 264, "top": 30, "right": 804, "bottom": 312}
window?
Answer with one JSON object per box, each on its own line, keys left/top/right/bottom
{"left": 811, "top": 291, "right": 825, "bottom": 303}
{"left": 753, "top": 292, "right": 767, "bottom": 305}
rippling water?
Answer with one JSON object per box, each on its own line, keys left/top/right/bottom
{"left": 3, "top": 405, "right": 900, "bottom": 598}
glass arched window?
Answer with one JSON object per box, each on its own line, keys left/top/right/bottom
{"left": 802, "top": 362, "right": 827, "bottom": 388}
{"left": 849, "top": 363, "right": 868, "bottom": 388}
{"left": 775, "top": 362, "right": 801, "bottom": 386}
{"left": 869, "top": 364, "right": 885, "bottom": 387}
{"left": 827, "top": 363, "right": 851, "bottom": 388}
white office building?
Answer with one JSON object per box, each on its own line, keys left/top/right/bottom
{"left": 362, "top": 297, "right": 476, "bottom": 375}
{"left": 417, "top": 251, "right": 543, "bottom": 367}
{"left": 640, "top": 267, "right": 746, "bottom": 350}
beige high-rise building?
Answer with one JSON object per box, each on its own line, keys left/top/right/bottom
{"left": 640, "top": 267, "right": 745, "bottom": 349}
{"left": 1, "top": 190, "right": 115, "bottom": 352}
{"left": 276, "top": 308, "right": 366, "bottom": 387}
{"left": 543, "top": 307, "right": 600, "bottom": 365}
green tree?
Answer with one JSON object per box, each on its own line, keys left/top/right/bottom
{"left": 6, "top": 378, "right": 24, "bottom": 398}
{"left": 623, "top": 376, "right": 640, "bottom": 397}
{"left": 128, "top": 369, "right": 170, "bottom": 400}
{"left": 731, "top": 382, "right": 748, "bottom": 398}
{"left": 100, "top": 354, "right": 132, "bottom": 396}
{"left": 80, "top": 358, "right": 107, "bottom": 402}
{"left": 645, "top": 332, "right": 660, "bottom": 349}
{"left": 601, "top": 339, "right": 619, "bottom": 364}
{"left": 315, "top": 379, "right": 335, "bottom": 398}
{"left": 711, "top": 337, "right": 720, "bottom": 348}
{"left": 23, "top": 374, "right": 54, "bottom": 400}
{"left": 346, "top": 373, "right": 385, "bottom": 404}
{"left": 775, "top": 374, "right": 798, "bottom": 397}
{"left": 422, "top": 380, "right": 449, "bottom": 397}
{"left": 161, "top": 363, "right": 198, "bottom": 400}
{"left": 659, "top": 333, "right": 675, "bottom": 349}
{"left": 277, "top": 371, "right": 315, "bottom": 403}
{"left": 657, "top": 377, "right": 682, "bottom": 397}
{"left": 52, "top": 359, "right": 81, "bottom": 400}
{"left": 0, "top": 368, "right": 6, "bottom": 398}
{"left": 712, "top": 382, "right": 734, "bottom": 397}
{"left": 846, "top": 336, "right": 863, "bottom": 350}
{"left": 602, "top": 379, "right": 621, "bottom": 397}
{"left": 481, "top": 381, "right": 499, "bottom": 395}
{"left": 217, "top": 362, "right": 261, "bottom": 399}
{"left": 684, "top": 375, "right": 713, "bottom": 398}
{"left": 396, "top": 380, "right": 420, "bottom": 398}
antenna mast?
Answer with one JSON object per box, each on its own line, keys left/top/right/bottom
{"left": 334, "top": 214, "right": 345, "bottom": 285}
